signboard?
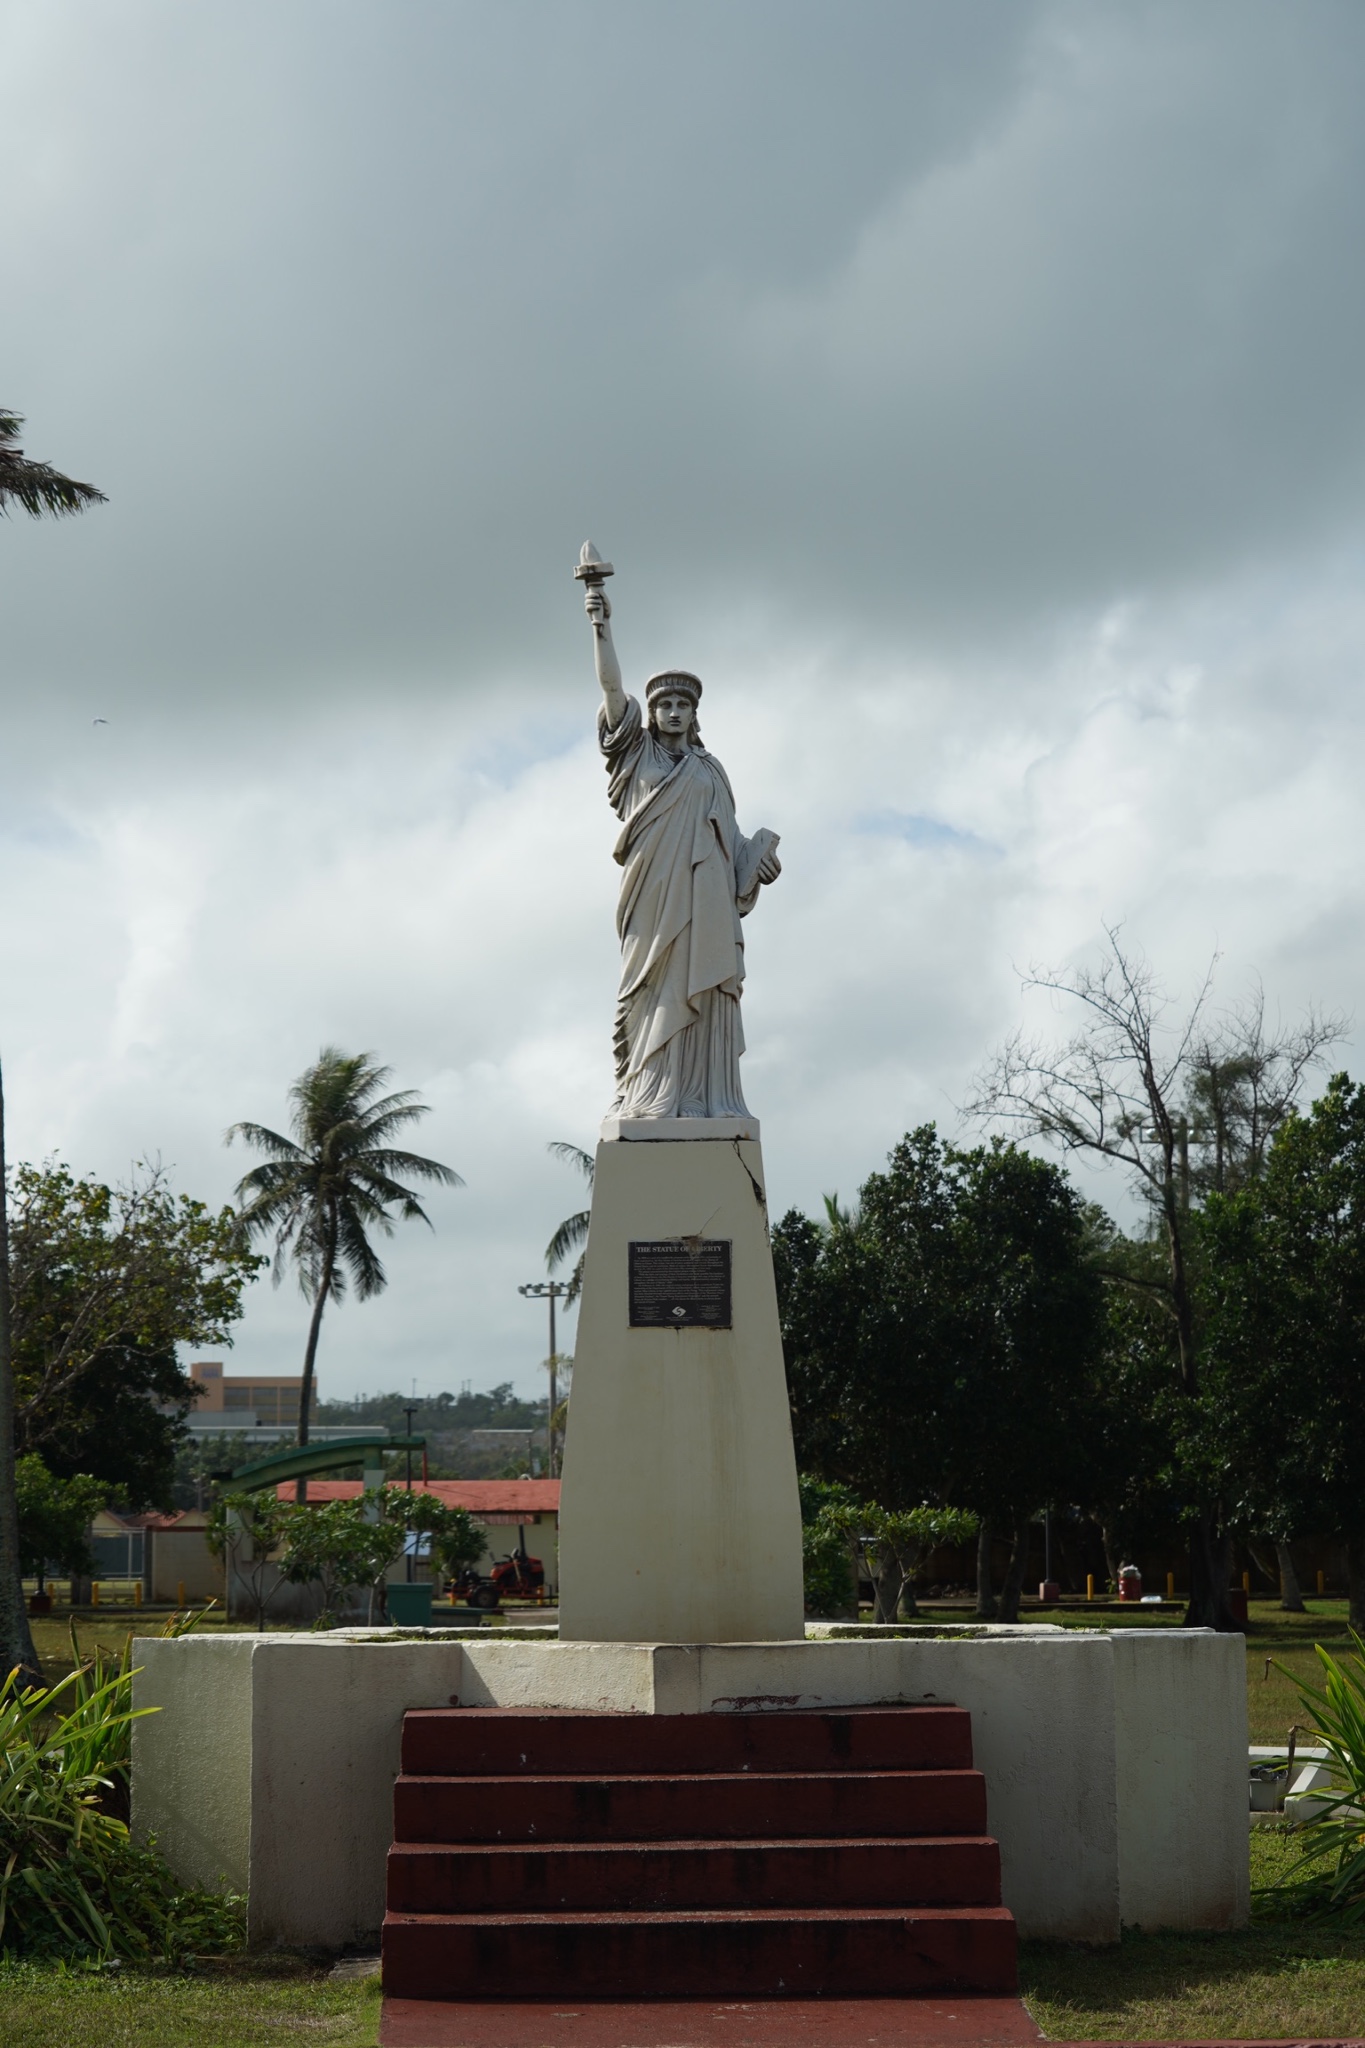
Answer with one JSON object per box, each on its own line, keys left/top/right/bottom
{"left": 629, "top": 1240, "right": 732, "bottom": 1329}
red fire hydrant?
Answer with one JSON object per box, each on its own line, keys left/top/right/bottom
{"left": 1118, "top": 1564, "right": 1142, "bottom": 1603}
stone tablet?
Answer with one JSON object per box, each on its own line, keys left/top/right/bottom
{"left": 629, "top": 1239, "right": 732, "bottom": 1328}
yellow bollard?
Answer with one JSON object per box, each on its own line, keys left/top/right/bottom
{"left": 1243, "top": 1570, "right": 1251, "bottom": 1594}
{"left": 134, "top": 1582, "right": 142, "bottom": 1607}
{"left": 1167, "top": 1572, "right": 1175, "bottom": 1600}
{"left": 1317, "top": 1569, "right": 1325, "bottom": 1595}
{"left": 91, "top": 1582, "right": 100, "bottom": 1606}
{"left": 177, "top": 1580, "right": 186, "bottom": 1607}
{"left": 1086, "top": 1574, "right": 1094, "bottom": 1601}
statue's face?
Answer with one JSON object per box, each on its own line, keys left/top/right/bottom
{"left": 653, "top": 692, "right": 697, "bottom": 741}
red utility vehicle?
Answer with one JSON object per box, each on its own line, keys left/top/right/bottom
{"left": 450, "top": 1526, "right": 546, "bottom": 1609}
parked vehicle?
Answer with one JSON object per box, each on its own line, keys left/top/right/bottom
{"left": 449, "top": 1526, "right": 546, "bottom": 1608}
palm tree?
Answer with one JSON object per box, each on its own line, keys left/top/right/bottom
{"left": 227, "top": 1050, "right": 461, "bottom": 1497}
{"left": 0, "top": 410, "right": 106, "bottom": 517}
{"left": 1, "top": 421, "right": 105, "bottom": 1683}
{"left": 820, "top": 1193, "right": 861, "bottom": 1239}
{"left": 545, "top": 1142, "right": 594, "bottom": 1303}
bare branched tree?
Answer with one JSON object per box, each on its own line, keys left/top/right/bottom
{"left": 966, "top": 924, "right": 1343, "bottom": 1630}
{"left": 1186, "top": 985, "right": 1339, "bottom": 1197}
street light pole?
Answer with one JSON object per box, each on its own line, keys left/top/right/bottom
{"left": 518, "top": 1281, "right": 571, "bottom": 1478}
{"left": 402, "top": 1399, "right": 417, "bottom": 1580}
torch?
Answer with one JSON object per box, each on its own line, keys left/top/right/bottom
{"left": 573, "top": 539, "right": 614, "bottom": 593}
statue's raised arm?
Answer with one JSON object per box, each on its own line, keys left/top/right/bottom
{"left": 577, "top": 541, "right": 627, "bottom": 729}
{"left": 572, "top": 541, "right": 780, "bottom": 1126}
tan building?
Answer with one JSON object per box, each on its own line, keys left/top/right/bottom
{"left": 190, "top": 1359, "right": 317, "bottom": 1428}
{"left": 87, "top": 1507, "right": 225, "bottom": 1604}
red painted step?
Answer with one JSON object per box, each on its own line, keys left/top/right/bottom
{"left": 383, "top": 1904, "right": 1019, "bottom": 2001}
{"left": 388, "top": 1833, "right": 1002, "bottom": 1913}
{"left": 382, "top": 1704, "right": 1016, "bottom": 2002}
{"left": 394, "top": 1768, "right": 987, "bottom": 1845}
{"left": 401, "top": 1705, "right": 974, "bottom": 1778}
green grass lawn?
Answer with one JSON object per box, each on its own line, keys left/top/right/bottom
{"left": 0, "top": 1955, "right": 380, "bottom": 2048}
{"left": 916, "top": 1597, "right": 1358, "bottom": 1745}
{"left": 29, "top": 1611, "right": 263, "bottom": 1688}
{"left": 6, "top": 1916, "right": 1362, "bottom": 2048}
{"left": 16, "top": 1602, "right": 1358, "bottom": 2042}
{"left": 1022, "top": 1825, "right": 1365, "bottom": 2040}
{"left": 1022, "top": 1922, "right": 1365, "bottom": 2042}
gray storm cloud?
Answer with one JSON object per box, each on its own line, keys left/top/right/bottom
{"left": 3, "top": 0, "right": 1365, "bottom": 1395}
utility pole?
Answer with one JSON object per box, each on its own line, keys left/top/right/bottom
{"left": 518, "top": 1281, "right": 571, "bottom": 1478}
{"left": 402, "top": 1396, "right": 417, "bottom": 1580}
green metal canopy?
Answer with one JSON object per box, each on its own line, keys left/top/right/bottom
{"left": 214, "top": 1435, "right": 427, "bottom": 1495}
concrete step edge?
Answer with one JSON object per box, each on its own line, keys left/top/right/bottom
{"left": 382, "top": 1900, "right": 1015, "bottom": 1916}
{"left": 387, "top": 1833, "right": 1001, "bottom": 1856}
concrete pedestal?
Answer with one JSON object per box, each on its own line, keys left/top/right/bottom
{"left": 131, "top": 1625, "right": 1249, "bottom": 1949}
{"left": 556, "top": 1131, "right": 804, "bottom": 1643}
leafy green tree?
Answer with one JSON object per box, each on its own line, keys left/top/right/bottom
{"left": 0, "top": 408, "right": 106, "bottom": 519}
{"left": 14, "top": 1455, "right": 106, "bottom": 1596}
{"left": 172, "top": 1431, "right": 260, "bottom": 1512}
{"left": 1078, "top": 1268, "right": 1186, "bottom": 1585}
{"left": 8, "top": 1162, "right": 259, "bottom": 1507}
{"left": 315, "top": 1384, "right": 543, "bottom": 1434}
{"left": 0, "top": 1067, "right": 41, "bottom": 1684}
{"left": 1200, "top": 1074, "right": 1365, "bottom": 1630}
{"left": 276, "top": 1494, "right": 405, "bottom": 1624}
{"left": 969, "top": 929, "right": 1339, "bottom": 1629}
{"left": 775, "top": 1128, "right": 1105, "bottom": 1623}
{"left": 379, "top": 1487, "right": 484, "bottom": 1582}
{"left": 819, "top": 1500, "right": 980, "bottom": 1623}
{"left": 0, "top": 429, "right": 106, "bottom": 1681}
{"left": 227, "top": 1049, "right": 462, "bottom": 1496}
{"left": 799, "top": 1477, "right": 857, "bottom": 1619}
{"left": 206, "top": 1491, "right": 296, "bottom": 1629}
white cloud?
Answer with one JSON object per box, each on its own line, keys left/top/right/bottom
{"left": 3, "top": 1, "right": 1365, "bottom": 1395}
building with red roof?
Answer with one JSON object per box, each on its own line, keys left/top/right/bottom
{"left": 277, "top": 1479, "right": 559, "bottom": 1524}
{"left": 275, "top": 1477, "right": 562, "bottom": 1599}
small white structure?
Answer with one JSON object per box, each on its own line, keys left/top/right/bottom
{"left": 132, "top": 1622, "right": 1248, "bottom": 1950}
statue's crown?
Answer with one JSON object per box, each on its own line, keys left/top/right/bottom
{"left": 645, "top": 669, "right": 703, "bottom": 706}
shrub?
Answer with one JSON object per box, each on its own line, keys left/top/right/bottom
{"left": 15, "top": 1455, "right": 107, "bottom": 1594}
{"left": 803, "top": 1517, "right": 856, "bottom": 1618}
{"left": 277, "top": 1493, "right": 404, "bottom": 1621}
{"left": 820, "top": 1501, "right": 980, "bottom": 1622}
{"left": 799, "top": 1476, "right": 857, "bottom": 1618}
{"left": 0, "top": 1660, "right": 242, "bottom": 1960}
{"left": 206, "top": 1491, "right": 295, "bottom": 1629}
{"left": 382, "top": 1489, "right": 485, "bottom": 1581}
{"left": 1258, "top": 1635, "right": 1365, "bottom": 1923}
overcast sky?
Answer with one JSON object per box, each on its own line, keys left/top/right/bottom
{"left": 6, "top": 0, "right": 1365, "bottom": 1404}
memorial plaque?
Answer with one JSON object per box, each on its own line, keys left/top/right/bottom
{"left": 629, "top": 1239, "right": 732, "bottom": 1329}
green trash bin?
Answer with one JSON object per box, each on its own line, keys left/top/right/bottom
{"left": 385, "top": 1582, "right": 432, "bottom": 1626}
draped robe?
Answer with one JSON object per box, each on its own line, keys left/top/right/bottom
{"left": 600, "top": 696, "right": 765, "bottom": 1118}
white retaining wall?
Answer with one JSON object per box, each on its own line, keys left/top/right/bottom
{"left": 130, "top": 1626, "right": 1248, "bottom": 1949}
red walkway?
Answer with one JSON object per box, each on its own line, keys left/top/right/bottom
{"left": 380, "top": 1994, "right": 1042, "bottom": 2046}
{"left": 379, "top": 1996, "right": 1365, "bottom": 2048}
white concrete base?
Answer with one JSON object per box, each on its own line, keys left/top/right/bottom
{"left": 556, "top": 1136, "right": 804, "bottom": 1643}
{"left": 131, "top": 1626, "right": 1248, "bottom": 1949}
{"left": 600, "top": 1115, "right": 760, "bottom": 1142}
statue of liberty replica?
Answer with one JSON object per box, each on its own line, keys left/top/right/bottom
{"left": 556, "top": 545, "right": 804, "bottom": 1645}
{"left": 579, "top": 544, "right": 782, "bottom": 1124}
